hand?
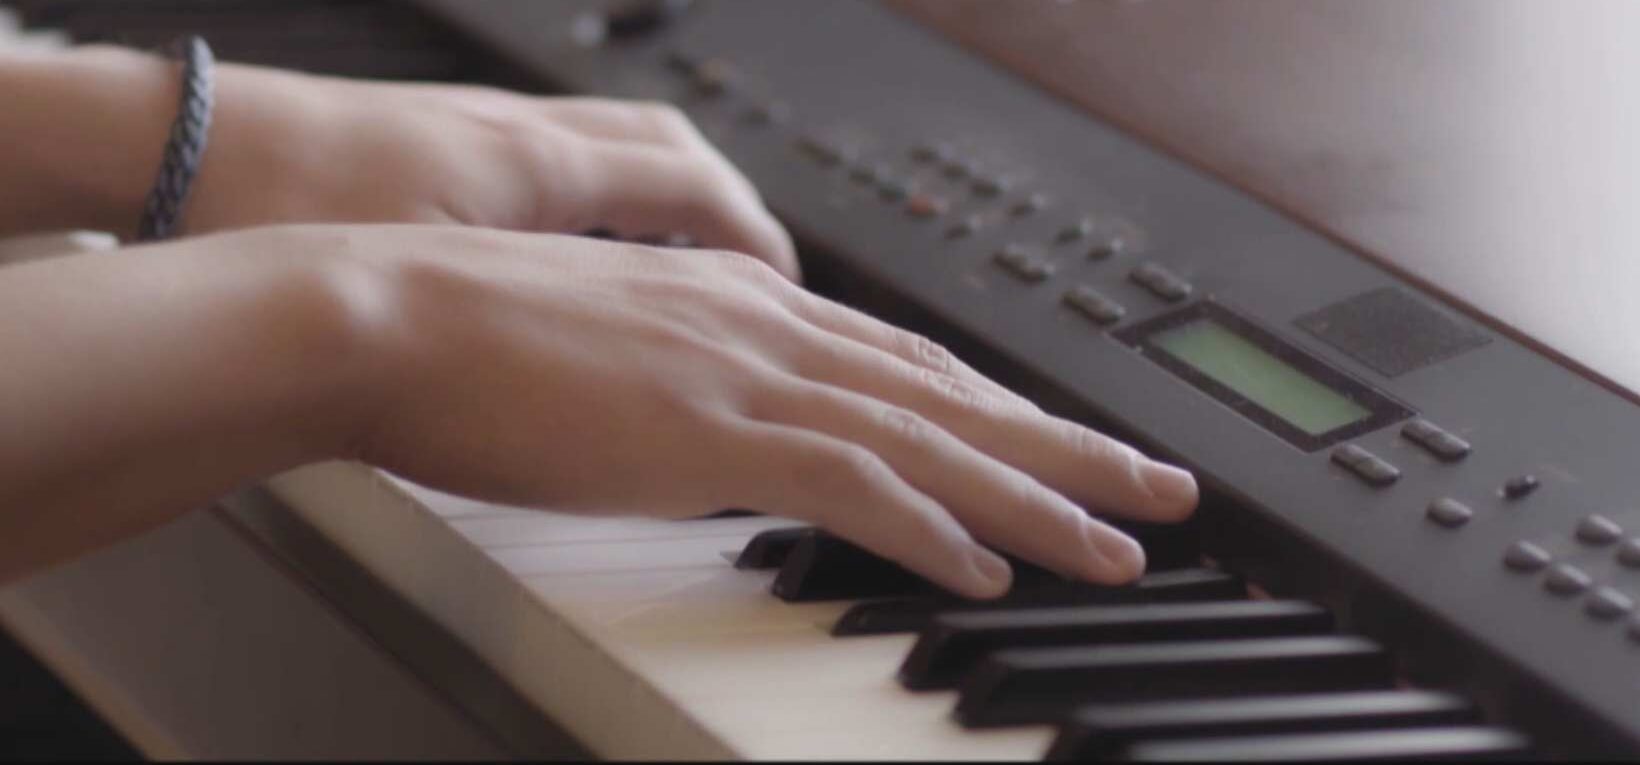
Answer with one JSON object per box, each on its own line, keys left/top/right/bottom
{"left": 330, "top": 226, "right": 1198, "bottom": 599}
{"left": 0, "top": 46, "right": 797, "bottom": 279}
{"left": 188, "top": 63, "right": 800, "bottom": 278}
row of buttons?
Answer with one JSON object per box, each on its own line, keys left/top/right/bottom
{"left": 1504, "top": 539, "right": 1640, "bottom": 635}
{"left": 1330, "top": 419, "right": 1473, "bottom": 489}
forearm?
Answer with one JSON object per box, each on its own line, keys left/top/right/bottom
{"left": 0, "top": 228, "right": 379, "bottom": 583}
{"left": 0, "top": 45, "right": 174, "bottom": 239}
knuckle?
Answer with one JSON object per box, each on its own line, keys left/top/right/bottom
{"left": 916, "top": 367, "right": 989, "bottom": 412}
{"left": 877, "top": 406, "right": 935, "bottom": 445}
{"left": 1062, "top": 420, "right": 1129, "bottom": 465}
{"left": 633, "top": 100, "right": 697, "bottom": 138}
{"left": 901, "top": 331, "right": 955, "bottom": 374}
{"left": 817, "top": 444, "right": 894, "bottom": 490}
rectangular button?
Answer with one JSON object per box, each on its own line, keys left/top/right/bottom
{"left": 832, "top": 567, "right": 1245, "bottom": 637}
{"left": 955, "top": 635, "right": 1392, "bottom": 728}
{"left": 1064, "top": 286, "right": 1126, "bottom": 325}
{"left": 1129, "top": 263, "right": 1193, "bottom": 302}
{"left": 995, "top": 246, "right": 1055, "bottom": 283}
{"left": 1400, "top": 419, "right": 1471, "bottom": 461}
{"left": 1331, "top": 445, "right": 1400, "bottom": 487}
{"left": 1120, "top": 727, "right": 1529, "bottom": 762}
{"left": 1045, "top": 690, "right": 1475, "bottom": 761}
{"left": 899, "top": 600, "right": 1332, "bottom": 690}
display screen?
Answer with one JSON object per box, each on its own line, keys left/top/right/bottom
{"left": 1116, "top": 302, "right": 1410, "bottom": 451}
{"left": 1150, "top": 319, "right": 1371, "bottom": 436}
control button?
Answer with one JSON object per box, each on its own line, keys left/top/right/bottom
{"left": 878, "top": 178, "right": 911, "bottom": 202}
{"left": 1576, "top": 514, "right": 1624, "bottom": 546}
{"left": 691, "top": 58, "right": 736, "bottom": 97}
{"left": 1129, "top": 262, "right": 1194, "bottom": 303}
{"left": 1011, "top": 193, "right": 1048, "bottom": 217}
{"left": 1063, "top": 286, "right": 1126, "bottom": 326}
{"left": 905, "top": 194, "right": 948, "bottom": 219}
{"left": 1426, "top": 498, "right": 1473, "bottom": 528}
{"left": 602, "top": 0, "right": 694, "bottom": 40}
{"left": 1330, "top": 445, "right": 1399, "bottom": 487}
{"left": 1617, "top": 538, "right": 1640, "bottom": 568}
{"left": 663, "top": 48, "right": 699, "bottom": 74}
{"left": 972, "top": 176, "right": 1010, "bottom": 197}
{"left": 1544, "top": 563, "right": 1593, "bottom": 596}
{"left": 741, "top": 101, "right": 791, "bottom": 126}
{"left": 1399, "top": 419, "right": 1471, "bottom": 462}
{"left": 943, "top": 160, "right": 976, "bottom": 180}
{"left": 1331, "top": 444, "right": 1374, "bottom": 467}
{"left": 1352, "top": 458, "right": 1402, "bottom": 487}
{"left": 850, "top": 162, "right": 893, "bottom": 186}
{"left": 945, "top": 215, "right": 982, "bottom": 239}
{"left": 1088, "top": 237, "right": 1126, "bottom": 261}
{"left": 1502, "top": 474, "right": 1540, "bottom": 500}
{"left": 1586, "top": 587, "right": 1635, "bottom": 620}
{"left": 1057, "top": 220, "right": 1095, "bottom": 244}
{"left": 910, "top": 142, "right": 954, "bottom": 165}
{"left": 797, "top": 135, "right": 846, "bottom": 166}
{"left": 994, "top": 246, "right": 1055, "bottom": 283}
{"left": 1503, "top": 541, "right": 1552, "bottom": 572}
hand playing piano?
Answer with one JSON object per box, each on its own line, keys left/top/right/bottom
{"left": 0, "top": 44, "right": 798, "bottom": 280}
{"left": 325, "top": 226, "right": 1199, "bottom": 599}
{"left": 189, "top": 52, "right": 803, "bottom": 281}
{"left": 0, "top": 48, "right": 1196, "bottom": 595}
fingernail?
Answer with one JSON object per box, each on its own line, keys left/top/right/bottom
{"left": 1140, "top": 460, "right": 1199, "bottom": 511}
{"left": 968, "top": 547, "right": 1013, "bottom": 598}
{"left": 1084, "top": 523, "right": 1146, "bottom": 583}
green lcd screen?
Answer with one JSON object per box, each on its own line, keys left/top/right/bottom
{"left": 1150, "top": 319, "right": 1372, "bottom": 436}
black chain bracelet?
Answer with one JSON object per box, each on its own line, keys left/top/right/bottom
{"left": 136, "top": 35, "right": 216, "bottom": 242}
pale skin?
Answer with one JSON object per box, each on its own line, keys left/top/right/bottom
{"left": 0, "top": 45, "right": 1198, "bottom": 596}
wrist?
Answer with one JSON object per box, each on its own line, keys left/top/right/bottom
{"left": 161, "top": 226, "right": 405, "bottom": 467}
{"left": 0, "top": 45, "right": 177, "bottom": 238}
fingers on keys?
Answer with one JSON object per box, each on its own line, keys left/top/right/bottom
{"left": 747, "top": 381, "right": 1146, "bottom": 588}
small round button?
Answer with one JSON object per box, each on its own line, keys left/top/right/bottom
{"left": 942, "top": 160, "right": 975, "bottom": 180}
{"left": 972, "top": 176, "right": 1010, "bottom": 197}
{"left": 1617, "top": 538, "right": 1640, "bottom": 568}
{"left": 1503, "top": 474, "right": 1540, "bottom": 499}
{"left": 878, "top": 179, "right": 911, "bottom": 202}
{"left": 742, "top": 102, "right": 790, "bottom": 126}
{"left": 909, "top": 143, "right": 950, "bottom": 164}
{"left": 905, "top": 194, "right": 948, "bottom": 219}
{"left": 1088, "top": 238, "right": 1126, "bottom": 261}
{"left": 1011, "top": 194, "right": 1048, "bottom": 217}
{"left": 1576, "top": 514, "right": 1624, "bottom": 546}
{"left": 945, "top": 215, "right": 981, "bottom": 239}
{"left": 1586, "top": 587, "right": 1635, "bottom": 620}
{"left": 692, "top": 58, "right": 736, "bottom": 97}
{"left": 1544, "top": 563, "right": 1593, "bottom": 596}
{"left": 1503, "top": 541, "right": 1552, "bottom": 572}
{"left": 1426, "top": 498, "right": 1473, "bottom": 529}
{"left": 1056, "top": 220, "right": 1095, "bottom": 244}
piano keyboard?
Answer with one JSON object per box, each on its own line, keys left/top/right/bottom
{"left": 268, "top": 461, "right": 1528, "bottom": 760}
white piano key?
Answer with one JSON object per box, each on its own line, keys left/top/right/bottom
{"left": 269, "top": 462, "right": 1049, "bottom": 760}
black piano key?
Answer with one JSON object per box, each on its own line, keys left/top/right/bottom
{"left": 833, "top": 568, "right": 1246, "bottom": 636}
{"left": 956, "top": 635, "right": 1393, "bottom": 728}
{"left": 901, "top": 600, "right": 1332, "bottom": 690}
{"left": 1044, "top": 690, "right": 1476, "bottom": 761}
{"left": 770, "top": 530, "right": 924, "bottom": 601}
{"left": 1117, "top": 727, "right": 1530, "bottom": 762}
{"left": 1109, "top": 518, "right": 1201, "bottom": 572}
{"left": 733, "top": 526, "right": 810, "bottom": 570}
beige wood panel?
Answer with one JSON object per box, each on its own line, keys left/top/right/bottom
{"left": 889, "top": 0, "right": 1640, "bottom": 396}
